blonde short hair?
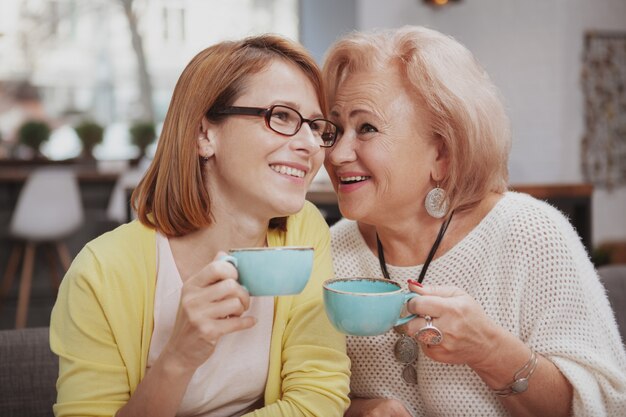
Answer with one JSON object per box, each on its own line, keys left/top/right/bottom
{"left": 133, "top": 34, "right": 325, "bottom": 237}
{"left": 323, "top": 26, "right": 511, "bottom": 213}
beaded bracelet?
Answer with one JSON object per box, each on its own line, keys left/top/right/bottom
{"left": 493, "top": 349, "right": 538, "bottom": 397}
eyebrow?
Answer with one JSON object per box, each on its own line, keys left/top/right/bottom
{"left": 330, "top": 108, "right": 374, "bottom": 119}
{"left": 275, "top": 100, "right": 324, "bottom": 119}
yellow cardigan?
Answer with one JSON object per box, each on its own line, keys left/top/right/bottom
{"left": 50, "top": 201, "right": 350, "bottom": 417}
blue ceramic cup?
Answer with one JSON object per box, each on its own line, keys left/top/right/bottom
{"left": 222, "top": 247, "right": 314, "bottom": 296}
{"left": 323, "top": 278, "right": 418, "bottom": 336}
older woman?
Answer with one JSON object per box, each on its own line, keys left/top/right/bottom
{"left": 323, "top": 26, "right": 626, "bottom": 417}
{"left": 50, "top": 34, "right": 350, "bottom": 417}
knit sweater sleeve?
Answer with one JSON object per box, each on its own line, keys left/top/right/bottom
{"left": 511, "top": 196, "right": 626, "bottom": 416}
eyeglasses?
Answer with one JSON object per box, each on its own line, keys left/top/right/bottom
{"left": 210, "top": 104, "right": 338, "bottom": 148}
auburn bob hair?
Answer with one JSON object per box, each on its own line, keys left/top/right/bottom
{"left": 132, "top": 35, "right": 326, "bottom": 237}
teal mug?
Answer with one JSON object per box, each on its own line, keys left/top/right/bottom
{"left": 323, "top": 278, "right": 418, "bottom": 336}
{"left": 222, "top": 246, "right": 314, "bottom": 296}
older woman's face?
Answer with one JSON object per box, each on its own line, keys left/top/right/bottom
{"left": 325, "top": 67, "right": 443, "bottom": 225}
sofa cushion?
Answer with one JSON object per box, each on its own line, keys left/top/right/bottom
{"left": 0, "top": 327, "right": 57, "bottom": 417}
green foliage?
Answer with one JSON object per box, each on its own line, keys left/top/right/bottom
{"left": 75, "top": 120, "right": 104, "bottom": 150}
{"left": 17, "top": 120, "right": 51, "bottom": 152}
{"left": 129, "top": 121, "right": 156, "bottom": 152}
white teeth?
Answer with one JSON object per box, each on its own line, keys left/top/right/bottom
{"left": 340, "top": 176, "right": 370, "bottom": 182}
{"left": 270, "top": 164, "right": 305, "bottom": 178}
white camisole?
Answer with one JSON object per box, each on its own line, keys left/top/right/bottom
{"left": 147, "top": 233, "right": 274, "bottom": 417}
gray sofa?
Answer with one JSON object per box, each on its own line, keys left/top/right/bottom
{"left": 598, "top": 264, "right": 626, "bottom": 344}
{"left": 0, "top": 327, "right": 57, "bottom": 417}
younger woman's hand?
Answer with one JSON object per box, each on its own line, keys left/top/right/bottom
{"left": 162, "top": 251, "right": 256, "bottom": 373}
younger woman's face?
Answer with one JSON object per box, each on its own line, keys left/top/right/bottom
{"left": 203, "top": 59, "right": 325, "bottom": 220}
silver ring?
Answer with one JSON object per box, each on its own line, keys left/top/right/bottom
{"left": 415, "top": 315, "right": 443, "bottom": 346}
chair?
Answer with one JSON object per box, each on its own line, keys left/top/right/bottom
{"left": 0, "top": 168, "right": 84, "bottom": 328}
{"left": 597, "top": 264, "right": 626, "bottom": 343}
{"left": 106, "top": 165, "right": 146, "bottom": 223}
{"left": 0, "top": 327, "right": 57, "bottom": 417}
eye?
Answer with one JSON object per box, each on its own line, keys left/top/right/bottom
{"left": 330, "top": 124, "right": 344, "bottom": 138}
{"left": 271, "top": 110, "right": 290, "bottom": 122}
{"left": 309, "top": 120, "right": 323, "bottom": 132}
{"left": 358, "top": 123, "right": 378, "bottom": 134}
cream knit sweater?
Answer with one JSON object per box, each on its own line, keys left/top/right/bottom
{"left": 330, "top": 192, "right": 626, "bottom": 417}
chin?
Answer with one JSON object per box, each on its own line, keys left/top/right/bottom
{"left": 272, "top": 196, "right": 306, "bottom": 217}
{"left": 337, "top": 201, "right": 367, "bottom": 222}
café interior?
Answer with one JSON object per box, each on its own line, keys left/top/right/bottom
{"left": 0, "top": 0, "right": 625, "bottom": 413}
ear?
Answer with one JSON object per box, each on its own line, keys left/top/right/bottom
{"left": 430, "top": 137, "right": 449, "bottom": 183}
{"left": 197, "top": 116, "right": 216, "bottom": 159}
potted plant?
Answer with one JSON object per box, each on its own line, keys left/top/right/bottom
{"left": 129, "top": 121, "right": 156, "bottom": 161}
{"left": 17, "top": 120, "right": 51, "bottom": 159}
{"left": 75, "top": 120, "right": 104, "bottom": 161}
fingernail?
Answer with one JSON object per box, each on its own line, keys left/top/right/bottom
{"left": 407, "top": 279, "right": 422, "bottom": 287}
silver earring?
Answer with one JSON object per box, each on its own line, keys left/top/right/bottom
{"left": 425, "top": 185, "right": 448, "bottom": 218}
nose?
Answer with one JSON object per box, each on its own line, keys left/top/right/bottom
{"left": 325, "top": 132, "right": 356, "bottom": 167}
{"left": 289, "top": 123, "right": 322, "bottom": 156}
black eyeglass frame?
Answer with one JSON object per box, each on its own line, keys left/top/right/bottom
{"left": 209, "top": 104, "right": 338, "bottom": 148}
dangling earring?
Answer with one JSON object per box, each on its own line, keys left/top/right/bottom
{"left": 425, "top": 184, "right": 448, "bottom": 219}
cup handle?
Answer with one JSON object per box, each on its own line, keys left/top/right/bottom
{"left": 394, "top": 292, "right": 419, "bottom": 327}
{"left": 219, "top": 254, "right": 238, "bottom": 268}
{"left": 218, "top": 255, "right": 249, "bottom": 293}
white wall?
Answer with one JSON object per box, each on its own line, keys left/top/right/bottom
{"left": 355, "top": 0, "right": 626, "bottom": 246}
{"left": 300, "top": 0, "right": 356, "bottom": 64}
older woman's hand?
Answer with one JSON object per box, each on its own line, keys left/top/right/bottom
{"left": 346, "top": 398, "right": 413, "bottom": 417}
{"left": 162, "top": 251, "right": 257, "bottom": 373}
{"left": 404, "top": 282, "right": 502, "bottom": 369}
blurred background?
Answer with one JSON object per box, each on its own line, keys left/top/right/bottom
{"left": 0, "top": 0, "right": 625, "bottom": 329}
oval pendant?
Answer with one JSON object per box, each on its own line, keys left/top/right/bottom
{"left": 394, "top": 334, "right": 419, "bottom": 364}
{"left": 402, "top": 364, "right": 418, "bottom": 384}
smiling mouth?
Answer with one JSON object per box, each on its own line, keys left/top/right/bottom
{"left": 339, "top": 175, "right": 371, "bottom": 184}
{"left": 270, "top": 164, "right": 306, "bottom": 179}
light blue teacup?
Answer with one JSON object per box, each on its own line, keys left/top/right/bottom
{"left": 222, "top": 247, "right": 314, "bottom": 296}
{"left": 323, "top": 278, "right": 418, "bottom": 336}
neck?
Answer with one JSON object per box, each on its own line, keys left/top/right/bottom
{"left": 169, "top": 208, "right": 270, "bottom": 281}
{"left": 362, "top": 191, "right": 503, "bottom": 268}
{"left": 359, "top": 216, "right": 445, "bottom": 267}
{"left": 375, "top": 212, "right": 454, "bottom": 283}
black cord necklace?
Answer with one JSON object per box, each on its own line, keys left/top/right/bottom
{"left": 376, "top": 210, "right": 454, "bottom": 283}
{"left": 376, "top": 211, "right": 454, "bottom": 385}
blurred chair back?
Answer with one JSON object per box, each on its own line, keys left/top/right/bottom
{"left": 1, "top": 168, "right": 84, "bottom": 328}
{"left": 0, "top": 327, "right": 57, "bottom": 417}
{"left": 598, "top": 264, "right": 626, "bottom": 344}
{"left": 10, "top": 168, "right": 83, "bottom": 241}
